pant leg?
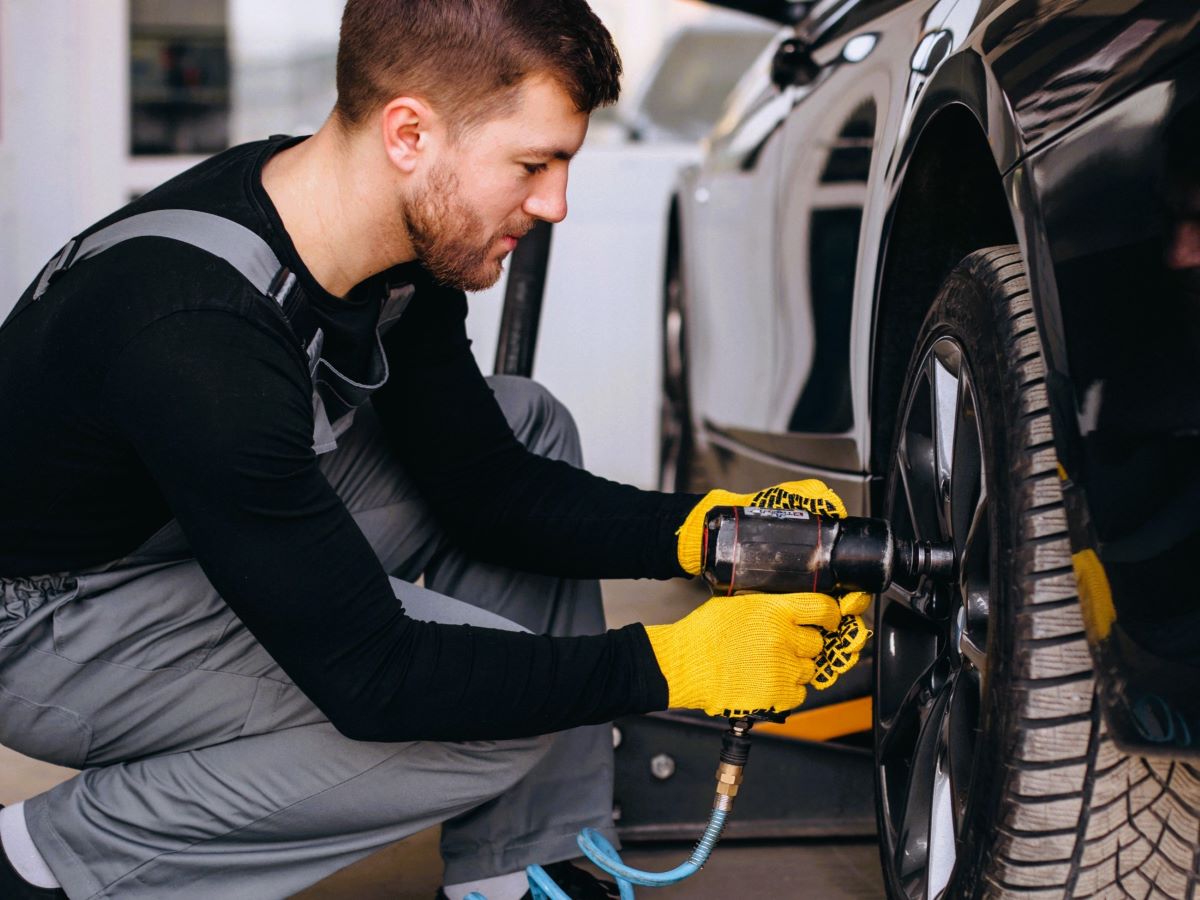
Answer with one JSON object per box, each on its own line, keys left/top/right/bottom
{"left": 423, "top": 376, "right": 619, "bottom": 882}
{"left": 9, "top": 573, "right": 552, "bottom": 900}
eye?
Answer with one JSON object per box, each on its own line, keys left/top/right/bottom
{"left": 522, "top": 162, "right": 548, "bottom": 176}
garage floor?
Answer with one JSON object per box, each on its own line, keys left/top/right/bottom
{"left": 288, "top": 825, "right": 884, "bottom": 898}
{"left": 0, "top": 579, "right": 885, "bottom": 898}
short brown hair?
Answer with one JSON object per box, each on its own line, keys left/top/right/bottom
{"left": 334, "top": 0, "right": 622, "bottom": 134}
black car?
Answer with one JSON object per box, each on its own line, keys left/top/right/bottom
{"left": 661, "top": 0, "right": 1200, "bottom": 896}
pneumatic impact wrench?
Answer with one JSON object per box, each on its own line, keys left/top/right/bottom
{"left": 700, "top": 505, "right": 957, "bottom": 595}
{"left": 690, "top": 505, "right": 957, "bottom": 840}
{"left": 695, "top": 503, "right": 957, "bottom": 820}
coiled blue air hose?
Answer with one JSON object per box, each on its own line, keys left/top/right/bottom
{"left": 465, "top": 718, "right": 754, "bottom": 900}
{"left": 575, "top": 806, "right": 729, "bottom": 888}
{"left": 465, "top": 806, "right": 727, "bottom": 900}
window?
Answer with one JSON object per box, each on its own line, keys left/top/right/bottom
{"left": 130, "top": 0, "right": 230, "bottom": 155}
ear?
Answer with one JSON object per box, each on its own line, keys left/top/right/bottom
{"left": 381, "top": 96, "right": 437, "bottom": 175}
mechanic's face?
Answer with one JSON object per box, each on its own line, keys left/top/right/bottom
{"left": 406, "top": 75, "right": 587, "bottom": 291}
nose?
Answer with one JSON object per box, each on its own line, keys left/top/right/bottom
{"left": 523, "top": 168, "right": 568, "bottom": 224}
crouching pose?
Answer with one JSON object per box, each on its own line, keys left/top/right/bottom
{"left": 0, "top": 2, "right": 866, "bottom": 897}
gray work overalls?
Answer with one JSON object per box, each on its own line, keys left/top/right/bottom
{"left": 0, "top": 212, "right": 615, "bottom": 899}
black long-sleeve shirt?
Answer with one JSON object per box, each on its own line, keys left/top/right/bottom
{"left": 0, "top": 137, "right": 699, "bottom": 741}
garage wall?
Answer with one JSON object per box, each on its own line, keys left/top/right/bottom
{"left": 0, "top": 0, "right": 128, "bottom": 309}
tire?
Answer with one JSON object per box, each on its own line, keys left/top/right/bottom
{"left": 874, "top": 245, "right": 1200, "bottom": 899}
{"left": 658, "top": 219, "right": 695, "bottom": 494}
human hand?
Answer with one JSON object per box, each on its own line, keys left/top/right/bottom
{"left": 676, "top": 479, "right": 847, "bottom": 575}
{"left": 811, "top": 590, "right": 872, "bottom": 692}
{"left": 645, "top": 590, "right": 859, "bottom": 718}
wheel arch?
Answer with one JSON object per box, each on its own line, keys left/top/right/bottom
{"left": 867, "top": 66, "right": 1022, "bottom": 490}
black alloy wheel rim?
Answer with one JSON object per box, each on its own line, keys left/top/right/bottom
{"left": 877, "top": 336, "right": 993, "bottom": 899}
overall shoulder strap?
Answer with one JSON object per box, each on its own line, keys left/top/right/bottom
{"left": 6, "top": 209, "right": 310, "bottom": 345}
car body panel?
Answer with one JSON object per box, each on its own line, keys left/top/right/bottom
{"left": 1019, "top": 50, "right": 1200, "bottom": 752}
{"left": 678, "top": 0, "right": 1200, "bottom": 753}
{"left": 978, "top": 0, "right": 1200, "bottom": 154}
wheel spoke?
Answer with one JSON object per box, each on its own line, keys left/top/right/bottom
{"left": 957, "top": 482, "right": 990, "bottom": 679}
{"left": 897, "top": 432, "right": 934, "bottom": 541}
{"left": 877, "top": 593, "right": 940, "bottom": 726}
{"left": 958, "top": 487, "right": 988, "bottom": 594}
{"left": 891, "top": 466, "right": 919, "bottom": 547}
{"left": 927, "top": 746, "right": 956, "bottom": 899}
{"left": 958, "top": 627, "right": 987, "bottom": 676}
{"left": 880, "top": 580, "right": 936, "bottom": 624}
{"left": 878, "top": 649, "right": 953, "bottom": 845}
{"left": 928, "top": 343, "right": 961, "bottom": 541}
{"left": 893, "top": 672, "right": 954, "bottom": 891}
{"left": 944, "top": 669, "right": 979, "bottom": 823}
{"left": 928, "top": 667, "right": 982, "bottom": 898}
{"left": 878, "top": 657, "right": 939, "bottom": 755}
{"left": 897, "top": 373, "right": 940, "bottom": 542}
{"left": 949, "top": 376, "right": 983, "bottom": 556}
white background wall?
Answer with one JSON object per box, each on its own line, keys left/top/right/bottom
{"left": 0, "top": 0, "right": 743, "bottom": 487}
{"left": 0, "top": 0, "right": 128, "bottom": 308}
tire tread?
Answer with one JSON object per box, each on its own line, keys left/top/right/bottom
{"left": 950, "top": 248, "right": 1200, "bottom": 899}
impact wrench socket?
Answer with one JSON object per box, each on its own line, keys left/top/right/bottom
{"left": 700, "top": 506, "right": 956, "bottom": 595}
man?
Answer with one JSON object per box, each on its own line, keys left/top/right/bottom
{"left": 0, "top": 2, "right": 867, "bottom": 898}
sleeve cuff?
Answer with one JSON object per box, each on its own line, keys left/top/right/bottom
{"left": 624, "top": 622, "right": 670, "bottom": 711}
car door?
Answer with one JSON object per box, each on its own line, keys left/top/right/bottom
{"left": 678, "top": 27, "right": 796, "bottom": 441}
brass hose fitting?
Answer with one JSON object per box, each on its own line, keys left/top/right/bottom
{"left": 713, "top": 760, "right": 745, "bottom": 812}
{"left": 712, "top": 717, "right": 755, "bottom": 813}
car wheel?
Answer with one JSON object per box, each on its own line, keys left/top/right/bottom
{"left": 658, "top": 221, "right": 694, "bottom": 493}
{"left": 874, "top": 245, "right": 1200, "bottom": 898}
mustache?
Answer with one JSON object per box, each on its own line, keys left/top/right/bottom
{"left": 499, "top": 218, "right": 537, "bottom": 240}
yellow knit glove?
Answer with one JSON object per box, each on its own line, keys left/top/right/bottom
{"left": 676, "top": 479, "right": 848, "bottom": 575}
{"left": 645, "top": 592, "right": 842, "bottom": 718}
{"left": 812, "top": 591, "right": 873, "bottom": 691}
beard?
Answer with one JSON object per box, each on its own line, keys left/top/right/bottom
{"left": 403, "top": 163, "right": 533, "bottom": 292}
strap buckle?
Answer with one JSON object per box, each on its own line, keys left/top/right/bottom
{"left": 31, "top": 238, "right": 79, "bottom": 300}
{"left": 266, "top": 266, "right": 297, "bottom": 310}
